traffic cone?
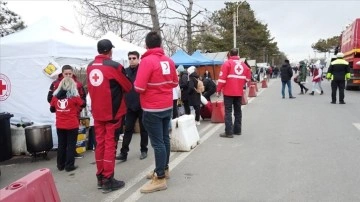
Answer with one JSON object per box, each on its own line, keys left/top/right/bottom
{"left": 261, "top": 79, "right": 268, "bottom": 88}
{"left": 251, "top": 81, "right": 259, "bottom": 92}
{"left": 248, "top": 84, "right": 257, "bottom": 97}
{"left": 241, "top": 89, "right": 248, "bottom": 105}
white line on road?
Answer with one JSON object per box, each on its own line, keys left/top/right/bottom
{"left": 103, "top": 124, "right": 215, "bottom": 202}
{"left": 353, "top": 123, "right": 360, "bottom": 131}
{"left": 123, "top": 124, "right": 223, "bottom": 202}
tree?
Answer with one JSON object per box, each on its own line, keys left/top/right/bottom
{"left": 192, "top": 2, "right": 282, "bottom": 62}
{"left": 311, "top": 35, "right": 340, "bottom": 53}
{"left": 0, "top": 2, "right": 25, "bottom": 37}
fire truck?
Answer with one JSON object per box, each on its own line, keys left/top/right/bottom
{"left": 338, "top": 18, "right": 360, "bottom": 90}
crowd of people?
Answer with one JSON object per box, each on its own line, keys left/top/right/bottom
{"left": 47, "top": 30, "right": 253, "bottom": 194}
{"left": 48, "top": 31, "right": 351, "bottom": 195}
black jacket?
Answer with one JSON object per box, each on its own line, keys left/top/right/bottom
{"left": 125, "top": 66, "right": 141, "bottom": 111}
{"left": 327, "top": 59, "right": 350, "bottom": 81}
{"left": 203, "top": 78, "right": 216, "bottom": 94}
{"left": 280, "top": 63, "right": 293, "bottom": 82}
{"left": 188, "top": 72, "right": 201, "bottom": 106}
{"left": 179, "top": 72, "right": 189, "bottom": 101}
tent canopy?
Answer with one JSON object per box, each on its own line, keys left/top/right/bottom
{"left": 191, "top": 50, "right": 223, "bottom": 65}
{"left": 171, "top": 49, "right": 203, "bottom": 66}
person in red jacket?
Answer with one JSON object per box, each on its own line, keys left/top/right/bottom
{"left": 47, "top": 65, "right": 86, "bottom": 106}
{"left": 50, "top": 77, "right": 83, "bottom": 172}
{"left": 216, "top": 48, "right": 251, "bottom": 138}
{"left": 87, "top": 39, "right": 132, "bottom": 193}
{"left": 134, "top": 31, "right": 178, "bottom": 193}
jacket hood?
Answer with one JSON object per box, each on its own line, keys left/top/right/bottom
{"left": 187, "top": 66, "right": 196, "bottom": 74}
{"left": 141, "top": 47, "right": 165, "bottom": 59}
{"left": 56, "top": 89, "right": 68, "bottom": 99}
{"left": 177, "top": 65, "right": 185, "bottom": 72}
{"left": 229, "top": 56, "right": 240, "bottom": 60}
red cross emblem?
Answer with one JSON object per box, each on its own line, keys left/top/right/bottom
{"left": 89, "top": 69, "right": 103, "bottom": 86}
{"left": 0, "top": 74, "right": 11, "bottom": 101}
{"left": 234, "top": 62, "right": 244, "bottom": 75}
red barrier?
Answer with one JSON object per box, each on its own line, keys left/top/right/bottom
{"left": 261, "top": 79, "right": 268, "bottom": 88}
{"left": 0, "top": 168, "right": 60, "bottom": 202}
{"left": 248, "top": 85, "right": 257, "bottom": 97}
{"left": 211, "top": 101, "right": 225, "bottom": 123}
{"left": 241, "top": 90, "right": 248, "bottom": 105}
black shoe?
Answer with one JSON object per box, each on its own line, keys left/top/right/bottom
{"left": 330, "top": 101, "right": 336, "bottom": 104}
{"left": 97, "top": 174, "right": 103, "bottom": 189}
{"left": 339, "top": 101, "right": 346, "bottom": 104}
{"left": 219, "top": 133, "right": 234, "bottom": 138}
{"left": 140, "top": 152, "right": 147, "bottom": 160}
{"left": 57, "top": 165, "right": 65, "bottom": 171}
{"left": 115, "top": 153, "right": 127, "bottom": 161}
{"left": 102, "top": 177, "right": 125, "bottom": 193}
{"left": 289, "top": 96, "right": 296, "bottom": 99}
{"left": 298, "top": 92, "right": 304, "bottom": 95}
{"left": 65, "top": 165, "right": 78, "bottom": 172}
{"left": 320, "top": 91, "right": 324, "bottom": 95}
{"left": 309, "top": 91, "right": 314, "bottom": 95}
{"left": 233, "top": 132, "right": 241, "bottom": 135}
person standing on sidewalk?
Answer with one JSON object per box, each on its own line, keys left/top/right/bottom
{"left": 216, "top": 48, "right": 251, "bottom": 138}
{"left": 326, "top": 52, "right": 350, "bottom": 104}
{"left": 134, "top": 31, "right": 178, "bottom": 193}
{"left": 87, "top": 39, "right": 132, "bottom": 193}
{"left": 116, "top": 51, "right": 148, "bottom": 162}
{"left": 50, "top": 77, "right": 83, "bottom": 172}
{"left": 297, "top": 61, "right": 309, "bottom": 94}
{"left": 280, "top": 60, "right": 296, "bottom": 99}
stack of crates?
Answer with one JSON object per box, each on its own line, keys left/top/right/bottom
{"left": 76, "top": 126, "right": 86, "bottom": 154}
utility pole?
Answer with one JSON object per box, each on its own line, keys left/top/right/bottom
{"left": 233, "top": 1, "right": 247, "bottom": 49}
{"left": 233, "top": 12, "right": 236, "bottom": 48}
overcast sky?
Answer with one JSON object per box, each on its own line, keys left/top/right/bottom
{"left": 6, "top": 0, "right": 360, "bottom": 62}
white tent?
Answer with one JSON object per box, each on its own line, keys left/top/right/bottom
{"left": 100, "top": 32, "right": 146, "bottom": 67}
{"left": 0, "top": 18, "right": 98, "bottom": 147}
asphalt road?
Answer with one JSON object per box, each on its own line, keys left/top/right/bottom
{"left": 1, "top": 78, "right": 360, "bottom": 202}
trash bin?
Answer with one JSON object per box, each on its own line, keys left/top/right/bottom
{"left": 0, "top": 113, "right": 14, "bottom": 162}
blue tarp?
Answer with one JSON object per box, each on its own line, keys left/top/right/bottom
{"left": 171, "top": 50, "right": 203, "bottom": 66}
{"left": 191, "top": 50, "right": 223, "bottom": 65}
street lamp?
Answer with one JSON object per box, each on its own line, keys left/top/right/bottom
{"left": 233, "top": 1, "right": 247, "bottom": 48}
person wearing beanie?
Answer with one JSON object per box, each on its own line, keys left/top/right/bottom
{"left": 179, "top": 66, "right": 191, "bottom": 115}
{"left": 187, "top": 66, "right": 202, "bottom": 125}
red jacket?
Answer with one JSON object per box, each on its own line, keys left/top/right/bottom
{"left": 134, "top": 48, "right": 178, "bottom": 112}
{"left": 217, "top": 56, "right": 251, "bottom": 96}
{"left": 47, "top": 74, "right": 86, "bottom": 106}
{"left": 50, "top": 96, "right": 83, "bottom": 129}
{"left": 87, "top": 55, "right": 132, "bottom": 121}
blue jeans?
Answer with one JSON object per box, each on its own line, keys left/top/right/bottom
{"left": 281, "top": 80, "right": 293, "bottom": 98}
{"left": 142, "top": 109, "right": 172, "bottom": 178}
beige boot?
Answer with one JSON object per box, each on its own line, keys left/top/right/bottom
{"left": 140, "top": 175, "right": 167, "bottom": 193}
{"left": 146, "top": 169, "right": 170, "bottom": 179}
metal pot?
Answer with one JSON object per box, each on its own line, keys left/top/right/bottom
{"left": 25, "top": 125, "right": 53, "bottom": 153}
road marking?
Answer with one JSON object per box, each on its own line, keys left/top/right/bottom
{"left": 123, "top": 124, "right": 223, "bottom": 202}
{"left": 103, "top": 124, "right": 215, "bottom": 202}
{"left": 353, "top": 123, "right": 360, "bottom": 131}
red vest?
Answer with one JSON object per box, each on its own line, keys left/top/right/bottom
{"left": 313, "top": 69, "right": 321, "bottom": 82}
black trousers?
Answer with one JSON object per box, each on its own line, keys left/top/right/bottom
{"left": 172, "top": 100, "right": 178, "bottom": 119}
{"left": 331, "top": 80, "right": 345, "bottom": 102}
{"left": 183, "top": 100, "right": 191, "bottom": 115}
{"left": 297, "top": 82, "right": 308, "bottom": 92}
{"left": 224, "top": 95, "right": 242, "bottom": 135}
{"left": 87, "top": 126, "right": 96, "bottom": 150}
{"left": 120, "top": 109, "right": 148, "bottom": 155}
{"left": 192, "top": 105, "right": 200, "bottom": 121}
{"left": 57, "top": 128, "right": 78, "bottom": 170}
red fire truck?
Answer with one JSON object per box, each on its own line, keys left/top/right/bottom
{"left": 339, "top": 18, "right": 360, "bottom": 90}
